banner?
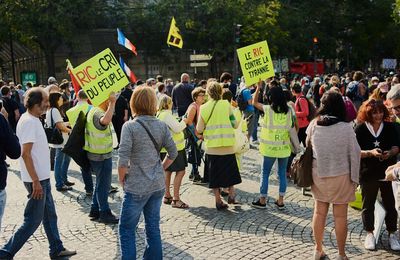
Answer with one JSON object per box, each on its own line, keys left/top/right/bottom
{"left": 71, "top": 48, "right": 129, "bottom": 106}
{"left": 237, "top": 40, "right": 274, "bottom": 86}
{"left": 167, "top": 17, "right": 183, "bottom": 49}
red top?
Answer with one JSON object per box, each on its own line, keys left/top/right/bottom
{"left": 295, "top": 96, "right": 310, "bottom": 128}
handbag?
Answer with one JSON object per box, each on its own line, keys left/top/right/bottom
{"left": 44, "top": 108, "right": 64, "bottom": 145}
{"left": 291, "top": 132, "right": 313, "bottom": 188}
{"left": 233, "top": 116, "right": 250, "bottom": 154}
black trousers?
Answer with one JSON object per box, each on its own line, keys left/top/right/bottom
{"left": 361, "top": 180, "right": 397, "bottom": 232}
{"left": 298, "top": 126, "right": 307, "bottom": 146}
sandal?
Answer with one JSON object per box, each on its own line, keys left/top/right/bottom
{"left": 171, "top": 200, "right": 189, "bottom": 208}
{"left": 163, "top": 196, "right": 173, "bottom": 205}
{"left": 216, "top": 202, "right": 228, "bottom": 210}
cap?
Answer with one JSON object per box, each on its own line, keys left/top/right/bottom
{"left": 48, "top": 76, "right": 57, "bottom": 85}
{"left": 371, "top": 76, "right": 379, "bottom": 83}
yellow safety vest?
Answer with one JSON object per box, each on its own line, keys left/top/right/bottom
{"left": 259, "top": 105, "right": 291, "bottom": 158}
{"left": 66, "top": 102, "right": 90, "bottom": 128}
{"left": 83, "top": 107, "right": 113, "bottom": 154}
{"left": 200, "top": 100, "right": 235, "bottom": 148}
{"left": 157, "top": 110, "right": 186, "bottom": 152}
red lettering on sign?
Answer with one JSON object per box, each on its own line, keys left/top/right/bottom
{"left": 86, "top": 66, "right": 97, "bottom": 80}
{"left": 75, "top": 66, "right": 97, "bottom": 86}
{"left": 252, "top": 47, "right": 264, "bottom": 57}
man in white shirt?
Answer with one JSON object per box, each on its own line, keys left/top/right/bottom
{"left": 0, "top": 88, "right": 76, "bottom": 259}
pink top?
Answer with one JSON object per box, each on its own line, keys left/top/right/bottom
{"left": 295, "top": 96, "right": 310, "bottom": 128}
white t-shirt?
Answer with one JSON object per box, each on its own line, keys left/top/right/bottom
{"left": 16, "top": 112, "right": 51, "bottom": 182}
{"left": 45, "top": 108, "right": 69, "bottom": 148}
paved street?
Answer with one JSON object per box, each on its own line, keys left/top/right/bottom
{"left": 1, "top": 147, "right": 400, "bottom": 259}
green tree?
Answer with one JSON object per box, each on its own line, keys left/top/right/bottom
{"left": 0, "top": 0, "right": 102, "bottom": 76}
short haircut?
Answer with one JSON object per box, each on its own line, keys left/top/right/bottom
{"left": 291, "top": 83, "right": 302, "bottom": 94}
{"left": 158, "top": 94, "right": 172, "bottom": 111}
{"left": 24, "top": 88, "right": 45, "bottom": 110}
{"left": 78, "top": 89, "right": 88, "bottom": 100}
{"left": 156, "top": 82, "right": 165, "bottom": 93}
{"left": 181, "top": 73, "right": 189, "bottom": 82}
{"left": 49, "top": 92, "right": 62, "bottom": 109}
{"left": 206, "top": 81, "right": 222, "bottom": 100}
{"left": 222, "top": 89, "right": 233, "bottom": 102}
{"left": 353, "top": 71, "right": 364, "bottom": 82}
{"left": 387, "top": 84, "right": 400, "bottom": 101}
{"left": 220, "top": 72, "right": 232, "bottom": 82}
{"left": 130, "top": 86, "right": 157, "bottom": 116}
{"left": 198, "top": 80, "right": 207, "bottom": 87}
{"left": 0, "top": 86, "right": 10, "bottom": 96}
{"left": 191, "top": 87, "right": 206, "bottom": 101}
{"left": 156, "top": 75, "right": 163, "bottom": 82}
{"left": 357, "top": 98, "right": 389, "bottom": 123}
{"left": 59, "top": 81, "right": 69, "bottom": 91}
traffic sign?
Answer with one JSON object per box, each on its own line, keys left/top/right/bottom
{"left": 190, "top": 62, "right": 208, "bottom": 67}
{"left": 190, "top": 54, "right": 212, "bottom": 61}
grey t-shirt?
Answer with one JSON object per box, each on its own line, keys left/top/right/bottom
{"left": 118, "top": 115, "right": 177, "bottom": 195}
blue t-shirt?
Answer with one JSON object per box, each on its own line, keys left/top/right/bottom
{"left": 242, "top": 88, "right": 254, "bottom": 112}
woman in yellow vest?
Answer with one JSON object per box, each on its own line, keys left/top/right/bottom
{"left": 157, "top": 95, "right": 189, "bottom": 208}
{"left": 197, "top": 81, "right": 242, "bottom": 210}
{"left": 252, "top": 83, "right": 294, "bottom": 209}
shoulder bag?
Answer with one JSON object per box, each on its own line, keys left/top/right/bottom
{"left": 291, "top": 125, "right": 313, "bottom": 187}
{"left": 136, "top": 118, "right": 161, "bottom": 159}
{"left": 44, "top": 108, "right": 64, "bottom": 145}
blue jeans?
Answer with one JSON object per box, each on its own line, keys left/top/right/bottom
{"left": 90, "top": 158, "right": 112, "bottom": 212}
{"left": 81, "top": 167, "right": 93, "bottom": 193}
{"left": 119, "top": 189, "right": 164, "bottom": 260}
{"left": 54, "top": 148, "right": 71, "bottom": 189}
{"left": 0, "top": 189, "right": 6, "bottom": 231}
{"left": 251, "top": 109, "right": 260, "bottom": 141}
{"left": 0, "top": 179, "right": 64, "bottom": 258}
{"left": 260, "top": 156, "right": 289, "bottom": 197}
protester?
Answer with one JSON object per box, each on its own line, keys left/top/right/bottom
{"left": 0, "top": 88, "right": 76, "bottom": 259}
{"left": 197, "top": 81, "right": 242, "bottom": 209}
{"left": 220, "top": 72, "right": 237, "bottom": 98}
{"left": 84, "top": 92, "right": 119, "bottom": 224}
{"left": 0, "top": 86, "right": 20, "bottom": 132}
{"left": 0, "top": 112, "right": 20, "bottom": 228}
{"left": 355, "top": 99, "right": 400, "bottom": 251}
{"left": 292, "top": 83, "right": 310, "bottom": 145}
{"left": 112, "top": 94, "right": 129, "bottom": 148}
{"left": 238, "top": 82, "right": 255, "bottom": 140}
{"left": 172, "top": 73, "right": 194, "bottom": 117}
{"left": 65, "top": 90, "right": 94, "bottom": 196}
{"left": 369, "top": 76, "right": 380, "bottom": 94}
{"left": 307, "top": 91, "right": 360, "bottom": 260}
{"left": 46, "top": 92, "right": 73, "bottom": 191}
{"left": 118, "top": 86, "right": 177, "bottom": 259}
{"left": 251, "top": 83, "right": 293, "bottom": 209}
{"left": 157, "top": 95, "right": 189, "bottom": 208}
{"left": 185, "top": 87, "right": 206, "bottom": 183}
{"left": 346, "top": 71, "right": 368, "bottom": 110}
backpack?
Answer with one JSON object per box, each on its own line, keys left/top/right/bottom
{"left": 236, "top": 88, "right": 248, "bottom": 111}
{"left": 62, "top": 106, "right": 92, "bottom": 171}
{"left": 297, "top": 96, "right": 316, "bottom": 122}
{"left": 345, "top": 81, "right": 360, "bottom": 101}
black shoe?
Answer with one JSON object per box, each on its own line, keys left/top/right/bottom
{"left": 56, "top": 185, "right": 72, "bottom": 192}
{"left": 98, "top": 210, "right": 119, "bottom": 224}
{"left": 274, "top": 200, "right": 285, "bottom": 210}
{"left": 220, "top": 190, "right": 229, "bottom": 197}
{"left": 192, "top": 174, "right": 202, "bottom": 183}
{"left": 64, "top": 181, "right": 75, "bottom": 186}
{"left": 189, "top": 174, "right": 194, "bottom": 180}
{"left": 109, "top": 185, "right": 118, "bottom": 194}
{"left": 251, "top": 199, "right": 266, "bottom": 209}
{"left": 50, "top": 248, "right": 77, "bottom": 259}
{"left": 89, "top": 209, "right": 100, "bottom": 220}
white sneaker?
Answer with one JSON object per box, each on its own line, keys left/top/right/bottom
{"left": 364, "top": 233, "right": 375, "bottom": 250}
{"left": 389, "top": 233, "right": 400, "bottom": 251}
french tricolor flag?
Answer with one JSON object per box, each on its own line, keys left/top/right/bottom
{"left": 117, "top": 28, "right": 138, "bottom": 56}
{"left": 119, "top": 56, "right": 137, "bottom": 83}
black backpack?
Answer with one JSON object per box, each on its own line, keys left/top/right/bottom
{"left": 236, "top": 89, "right": 248, "bottom": 111}
{"left": 297, "top": 96, "right": 316, "bottom": 122}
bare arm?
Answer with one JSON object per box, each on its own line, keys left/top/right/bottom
{"left": 252, "top": 81, "right": 264, "bottom": 112}
{"left": 100, "top": 93, "right": 116, "bottom": 126}
{"left": 14, "top": 109, "right": 20, "bottom": 121}
{"left": 55, "top": 122, "right": 71, "bottom": 133}
{"left": 186, "top": 105, "right": 196, "bottom": 126}
{"left": 21, "top": 143, "right": 43, "bottom": 200}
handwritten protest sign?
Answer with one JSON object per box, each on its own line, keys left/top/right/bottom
{"left": 71, "top": 48, "right": 129, "bottom": 106}
{"left": 237, "top": 41, "right": 274, "bottom": 86}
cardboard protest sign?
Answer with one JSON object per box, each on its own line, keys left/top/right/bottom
{"left": 71, "top": 48, "right": 129, "bottom": 106}
{"left": 237, "top": 40, "right": 274, "bottom": 86}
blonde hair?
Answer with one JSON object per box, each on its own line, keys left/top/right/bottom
{"left": 191, "top": 87, "right": 206, "bottom": 101}
{"left": 206, "top": 81, "right": 222, "bottom": 100}
{"left": 130, "top": 85, "right": 157, "bottom": 116}
{"left": 158, "top": 95, "right": 172, "bottom": 111}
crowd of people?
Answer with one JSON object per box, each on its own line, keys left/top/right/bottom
{"left": 1, "top": 70, "right": 400, "bottom": 259}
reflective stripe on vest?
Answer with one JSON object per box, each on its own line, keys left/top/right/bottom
{"left": 66, "top": 103, "right": 89, "bottom": 128}
{"left": 200, "top": 100, "right": 235, "bottom": 148}
{"left": 83, "top": 107, "right": 113, "bottom": 154}
{"left": 259, "top": 105, "right": 291, "bottom": 158}
{"left": 157, "top": 110, "right": 186, "bottom": 152}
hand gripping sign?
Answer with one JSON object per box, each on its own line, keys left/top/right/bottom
{"left": 237, "top": 40, "right": 275, "bottom": 86}
{"left": 71, "top": 48, "right": 129, "bottom": 106}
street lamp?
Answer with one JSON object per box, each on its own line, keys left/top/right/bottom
{"left": 233, "top": 24, "right": 242, "bottom": 84}
{"left": 313, "top": 37, "right": 318, "bottom": 76}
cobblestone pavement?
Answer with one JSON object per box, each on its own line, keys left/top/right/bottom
{"left": 2, "top": 147, "right": 400, "bottom": 259}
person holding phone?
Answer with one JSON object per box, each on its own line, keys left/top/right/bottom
{"left": 355, "top": 98, "right": 400, "bottom": 251}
